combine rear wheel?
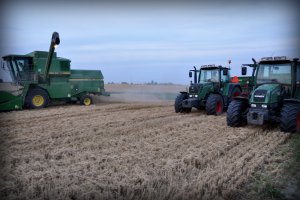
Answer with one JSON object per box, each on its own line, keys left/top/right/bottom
{"left": 280, "top": 103, "right": 300, "bottom": 133}
{"left": 206, "top": 94, "right": 223, "bottom": 115}
{"left": 26, "top": 88, "right": 49, "bottom": 109}
{"left": 227, "top": 100, "right": 248, "bottom": 127}
{"left": 80, "top": 95, "right": 93, "bottom": 106}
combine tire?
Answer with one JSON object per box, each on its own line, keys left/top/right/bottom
{"left": 227, "top": 100, "right": 248, "bottom": 127}
{"left": 206, "top": 94, "right": 223, "bottom": 115}
{"left": 280, "top": 103, "right": 300, "bottom": 133}
{"left": 175, "top": 93, "right": 191, "bottom": 113}
{"left": 26, "top": 88, "right": 49, "bottom": 109}
{"left": 80, "top": 95, "right": 93, "bottom": 106}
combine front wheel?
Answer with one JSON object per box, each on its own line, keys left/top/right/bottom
{"left": 26, "top": 88, "right": 49, "bottom": 109}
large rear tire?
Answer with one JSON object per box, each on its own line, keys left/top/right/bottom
{"left": 280, "top": 103, "right": 300, "bottom": 133}
{"left": 175, "top": 93, "right": 191, "bottom": 113}
{"left": 206, "top": 94, "right": 223, "bottom": 115}
{"left": 25, "top": 88, "right": 49, "bottom": 109}
{"left": 227, "top": 100, "right": 248, "bottom": 127}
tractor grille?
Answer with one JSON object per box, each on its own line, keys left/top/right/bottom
{"left": 253, "top": 89, "right": 267, "bottom": 102}
{"left": 189, "top": 84, "right": 201, "bottom": 94}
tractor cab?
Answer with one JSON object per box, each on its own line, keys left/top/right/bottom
{"left": 199, "top": 64, "right": 230, "bottom": 84}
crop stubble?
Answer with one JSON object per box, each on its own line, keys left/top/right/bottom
{"left": 0, "top": 101, "right": 290, "bottom": 200}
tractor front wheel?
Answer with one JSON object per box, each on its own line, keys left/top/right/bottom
{"left": 227, "top": 100, "right": 248, "bottom": 127}
{"left": 80, "top": 95, "right": 93, "bottom": 106}
{"left": 175, "top": 93, "right": 190, "bottom": 113}
{"left": 280, "top": 103, "right": 300, "bottom": 133}
{"left": 26, "top": 88, "right": 49, "bottom": 109}
{"left": 206, "top": 94, "right": 223, "bottom": 115}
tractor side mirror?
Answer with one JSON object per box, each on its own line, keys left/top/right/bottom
{"left": 223, "top": 68, "right": 228, "bottom": 76}
{"left": 189, "top": 71, "right": 192, "bottom": 78}
{"left": 242, "top": 66, "right": 247, "bottom": 75}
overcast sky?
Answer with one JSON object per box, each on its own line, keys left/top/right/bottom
{"left": 1, "top": 0, "right": 299, "bottom": 84}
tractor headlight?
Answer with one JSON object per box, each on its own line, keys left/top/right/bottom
{"left": 189, "top": 95, "right": 193, "bottom": 98}
{"left": 261, "top": 104, "right": 268, "bottom": 108}
{"left": 251, "top": 104, "right": 256, "bottom": 108}
{"left": 195, "top": 95, "right": 198, "bottom": 98}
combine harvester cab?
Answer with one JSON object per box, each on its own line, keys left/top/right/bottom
{"left": 227, "top": 56, "right": 300, "bottom": 133}
{"left": 0, "top": 32, "right": 108, "bottom": 111}
{"left": 175, "top": 64, "right": 245, "bottom": 115}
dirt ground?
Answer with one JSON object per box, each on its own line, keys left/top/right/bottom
{"left": 0, "top": 84, "right": 297, "bottom": 200}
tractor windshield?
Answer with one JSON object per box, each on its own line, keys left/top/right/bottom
{"left": 257, "top": 63, "right": 291, "bottom": 85}
{"left": 199, "top": 68, "right": 219, "bottom": 83}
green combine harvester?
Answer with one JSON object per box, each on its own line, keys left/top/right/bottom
{"left": 0, "top": 32, "right": 108, "bottom": 111}
{"left": 175, "top": 64, "right": 250, "bottom": 115}
{"left": 227, "top": 56, "right": 300, "bottom": 133}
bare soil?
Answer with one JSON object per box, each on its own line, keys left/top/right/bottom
{"left": 0, "top": 84, "right": 295, "bottom": 200}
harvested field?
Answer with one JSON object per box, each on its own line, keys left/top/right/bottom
{"left": 0, "top": 96, "right": 292, "bottom": 200}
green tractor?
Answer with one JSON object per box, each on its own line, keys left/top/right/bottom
{"left": 0, "top": 32, "right": 109, "bottom": 111}
{"left": 175, "top": 64, "right": 243, "bottom": 115}
{"left": 227, "top": 56, "right": 300, "bottom": 133}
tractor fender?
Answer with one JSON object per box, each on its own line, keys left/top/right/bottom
{"left": 283, "top": 98, "right": 300, "bottom": 104}
{"left": 180, "top": 91, "right": 189, "bottom": 95}
{"left": 232, "top": 96, "right": 249, "bottom": 104}
{"left": 227, "top": 83, "right": 242, "bottom": 97}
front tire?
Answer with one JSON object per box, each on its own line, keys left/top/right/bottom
{"left": 280, "top": 103, "right": 300, "bottom": 133}
{"left": 175, "top": 93, "right": 190, "bottom": 113}
{"left": 206, "top": 94, "right": 223, "bottom": 115}
{"left": 227, "top": 100, "right": 248, "bottom": 127}
{"left": 25, "top": 88, "right": 49, "bottom": 109}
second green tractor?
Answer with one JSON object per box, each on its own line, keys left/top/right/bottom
{"left": 175, "top": 64, "right": 248, "bottom": 115}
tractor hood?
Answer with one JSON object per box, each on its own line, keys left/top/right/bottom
{"left": 250, "top": 84, "right": 282, "bottom": 104}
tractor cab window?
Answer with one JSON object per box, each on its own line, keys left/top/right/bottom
{"left": 257, "top": 63, "right": 291, "bottom": 85}
{"left": 221, "top": 69, "right": 230, "bottom": 82}
{"left": 199, "top": 69, "right": 220, "bottom": 83}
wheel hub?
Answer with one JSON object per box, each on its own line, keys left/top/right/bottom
{"left": 216, "top": 100, "right": 222, "bottom": 113}
{"left": 32, "top": 95, "right": 44, "bottom": 107}
{"left": 83, "top": 98, "right": 91, "bottom": 106}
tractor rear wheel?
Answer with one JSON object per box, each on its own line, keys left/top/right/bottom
{"left": 227, "top": 100, "right": 248, "bottom": 127}
{"left": 175, "top": 93, "right": 190, "bottom": 113}
{"left": 206, "top": 94, "right": 223, "bottom": 115}
{"left": 26, "top": 88, "right": 49, "bottom": 109}
{"left": 80, "top": 95, "right": 93, "bottom": 106}
{"left": 280, "top": 103, "right": 300, "bottom": 133}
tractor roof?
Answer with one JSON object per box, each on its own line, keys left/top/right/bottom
{"left": 200, "top": 64, "right": 229, "bottom": 70}
{"left": 259, "top": 56, "right": 298, "bottom": 64}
